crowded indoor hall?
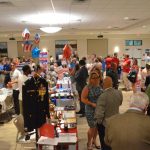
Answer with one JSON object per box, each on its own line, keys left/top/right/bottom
{"left": 0, "top": 0, "right": 150, "bottom": 150}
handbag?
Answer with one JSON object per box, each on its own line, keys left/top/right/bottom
{"left": 127, "top": 70, "right": 137, "bottom": 83}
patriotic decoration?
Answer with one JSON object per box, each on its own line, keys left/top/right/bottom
{"left": 39, "top": 50, "right": 48, "bottom": 70}
{"left": 22, "top": 28, "right": 30, "bottom": 40}
{"left": 23, "top": 41, "right": 33, "bottom": 52}
{"left": 22, "top": 28, "right": 33, "bottom": 52}
{"left": 32, "top": 47, "right": 40, "bottom": 58}
{"left": 34, "top": 33, "right": 40, "bottom": 44}
{"left": 63, "top": 44, "right": 72, "bottom": 60}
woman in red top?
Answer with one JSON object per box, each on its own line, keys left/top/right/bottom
{"left": 131, "top": 58, "right": 139, "bottom": 93}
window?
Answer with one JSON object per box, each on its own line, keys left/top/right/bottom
{"left": 0, "top": 42, "right": 8, "bottom": 57}
{"left": 125, "top": 40, "right": 134, "bottom": 46}
{"left": 125, "top": 40, "right": 142, "bottom": 46}
{"left": 133, "top": 40, "right": 142, "bottom": 46}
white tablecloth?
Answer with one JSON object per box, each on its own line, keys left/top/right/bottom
{"left": 0, "top": 88, "right": 13, "bottom": 113}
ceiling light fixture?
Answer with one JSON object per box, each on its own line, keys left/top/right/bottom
{"left": 40, "top": 27, "right": 62, "bottom": 33}
{"left": 40, "top": 0, "right": 62, "bottom": 33}
{"left": 107, "top": 26, "right": 112, "bottom": 29}
{"left": 124, "top": 17, "right": 129, "bottom": 20}
{"left": 142, "top": 25, "right": 146, "bottom": 28}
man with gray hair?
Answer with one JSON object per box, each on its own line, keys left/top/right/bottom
{"left": 105, "top": 92, "right": 150, "bottom": 150}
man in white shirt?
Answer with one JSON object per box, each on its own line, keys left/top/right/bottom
{"left": 8, "top": 62, "right": 21, "bottom": 115}
{"left": 141, "top": 63, "right": 150, "bottom": 91}
{"left": 18, "top": 65, "right": 31, "bottom": 114}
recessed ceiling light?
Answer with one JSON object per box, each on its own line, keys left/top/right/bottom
{"left": 142, "top": 25, "right": 146, "bottom": 28}
{"left": 124, "top": 17, "right": 129, "bottom": 20}
{"left": 107, "top": 26, "right": 112, "bottom": 29}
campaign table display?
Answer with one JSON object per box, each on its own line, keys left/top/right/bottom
{"left": 38, "top": 107, "right": 78, "bottom": 150}
{"left": 0, "top": 88, "right": 13, "bottom": 114}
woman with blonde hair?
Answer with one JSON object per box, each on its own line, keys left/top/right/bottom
{"left": 81, "top": 71, "right": 103, "bottom": 150}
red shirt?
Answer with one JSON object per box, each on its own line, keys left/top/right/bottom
{"left": 122, "top": 58, "right": 131, "bottom": 73}
{"left": 105, "top": 57, "right": 112, "bottom": 69}
{"left": 112, "top": 57, "right": 119, "bottom": 67}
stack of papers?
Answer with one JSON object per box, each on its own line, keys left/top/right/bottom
{"left": 59, "top": 133, "right": 77, "bottom": 143}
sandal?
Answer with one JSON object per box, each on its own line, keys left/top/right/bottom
{"left": 87, "top": 143, "right": 93, "bottom": 150}
{"left": 93, "top": 143, "right": 101, "bottom": 149}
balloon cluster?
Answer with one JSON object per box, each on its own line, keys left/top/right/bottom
{"left": 22, "top": 28, "right": 32, "bottom": 52}
{"left": 32, "top": 33, "right": 40, "bottom": 58}
{"left": 22, "top": 28, "right": 41, "bottom": 58}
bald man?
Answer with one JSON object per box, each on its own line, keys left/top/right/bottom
{"left": 94, "top": 76, "right": 123, "bottom": 150}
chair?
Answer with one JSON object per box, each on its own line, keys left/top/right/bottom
{"left": 13, "top": 114, "right": 36, "bottom": 150}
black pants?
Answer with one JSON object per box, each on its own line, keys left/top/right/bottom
{"left": 97, "top": 124, "right": 111, "bottom": 150}
{"left": 13, "top": 90, "right": 20, "bottom": 115}
{"left": 78, "top": 90, "right": 85, "bottom": 115}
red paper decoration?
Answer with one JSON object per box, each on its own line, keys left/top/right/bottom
{"left": 63, "top": 44, "right": 72, "bottom": 60}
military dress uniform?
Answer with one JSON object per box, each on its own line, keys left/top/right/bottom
{"left": 22, "top": 76, "right": 50, "bottom": 131}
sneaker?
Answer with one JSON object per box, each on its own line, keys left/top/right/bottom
{"left": 12, "top": 114, "right": 18, "bottom": 118}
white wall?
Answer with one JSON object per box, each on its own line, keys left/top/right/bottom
{"left": 1, "top": 34, "right": 150, "bottom": 59}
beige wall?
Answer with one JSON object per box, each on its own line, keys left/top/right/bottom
{"left": 87, "top": 39, "right": 108, "bottom": 57}
{"left": 7, "top": 40, "right": 18, "bottom": 58}
{"left": 1, "top": 34, "right": 150, "bottom": 60}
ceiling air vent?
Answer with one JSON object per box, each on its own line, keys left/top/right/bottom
{"left": 9, "top": 37, "right": 16, "bottom": 40}
{"left": 129, "top": 18, "right": 138, "bottom": 21}
{"left": 72, "top": 0, "right": 90, "bottom": 4}
{"left": 0, "top": 1, "right": 14, "bottom": 7}
{"left": 74, "top": 0, "right": 87, "bottom": 1}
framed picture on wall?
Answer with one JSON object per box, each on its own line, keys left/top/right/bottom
{"left": 55, "top": 40, "right": 77, "bottom": 60}
{"left": 0, "top": 42, "right": 8, "bottom": 57}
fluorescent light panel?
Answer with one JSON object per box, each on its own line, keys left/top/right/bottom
{"left": 22, "top": 13, "right": 80, "bottom": 25}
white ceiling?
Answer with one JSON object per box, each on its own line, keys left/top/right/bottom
{"left": 0, "top": 0, "right": 150, "bottom": 37}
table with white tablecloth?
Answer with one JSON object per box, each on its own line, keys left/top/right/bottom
{"left": 0, "top": 88, "right": 13, "bottom": 114}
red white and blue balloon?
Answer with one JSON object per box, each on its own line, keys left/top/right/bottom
{"left": 22, "top": 28, "right": 30, "bottom": 40}
{"left": 34, "top": 33, "right": 40, "bottom": 44}
{"left": 32, "top": 47, "right": 40, "bottom": 58}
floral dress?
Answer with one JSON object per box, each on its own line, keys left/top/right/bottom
{"left": 85, "top": 85, "right": 103, "bottom": 128}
